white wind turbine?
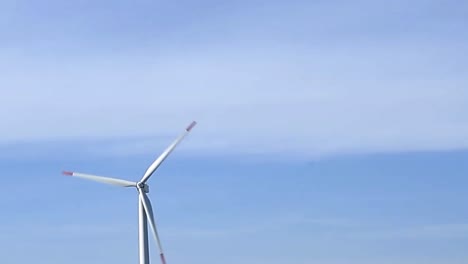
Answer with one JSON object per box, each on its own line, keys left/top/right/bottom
{"left": 63, "top": 121, "right": 197, "bottom": 264}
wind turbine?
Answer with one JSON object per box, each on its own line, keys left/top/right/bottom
{"left": 63, "top": 121, "right": 197, "bottom": 264}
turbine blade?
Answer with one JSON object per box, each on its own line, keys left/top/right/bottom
{"left": 139, "top": 191, "right": 167, "bottom": 264}
{"left": 62, "top": 171, "right": 137, "bottom": 187}
{"left": 139, "top": 121, "right": 197, "bottom": 184}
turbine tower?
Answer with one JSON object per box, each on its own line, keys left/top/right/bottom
{"left": 63, "top": 121, "right": 197, "bottom": 264}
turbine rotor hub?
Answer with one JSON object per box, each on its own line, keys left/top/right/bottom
{"left": 137, "top": 182, "right": 149, "bottom": 193}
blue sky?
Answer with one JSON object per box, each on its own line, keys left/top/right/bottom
{"left": 1, "top": 0, "right": 467, "bottom": 263}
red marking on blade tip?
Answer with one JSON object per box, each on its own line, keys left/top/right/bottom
{"left": 160, "top": 253, "right": 167, "bottom": 264}
{"left": 62, "top": 171, "right": 73, "bottom": 176}
{"left": 186, "top": 121, "right": 197, "bottom": 131}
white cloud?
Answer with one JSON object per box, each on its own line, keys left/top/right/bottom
{"left": 346, "top": 223, "right": 468, "bottom": 241}
{"left": 164, "top": 213, "right": 352, "bottom": 239}
{"left": 1, "top": 41, "right": 467, "bottom": 159}
{"left": 0, "top": 0, "right": 467, "bottom": 159}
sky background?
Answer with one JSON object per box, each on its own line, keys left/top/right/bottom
{"left": 1, "top": 0, "right": 468, "bottom": 263}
